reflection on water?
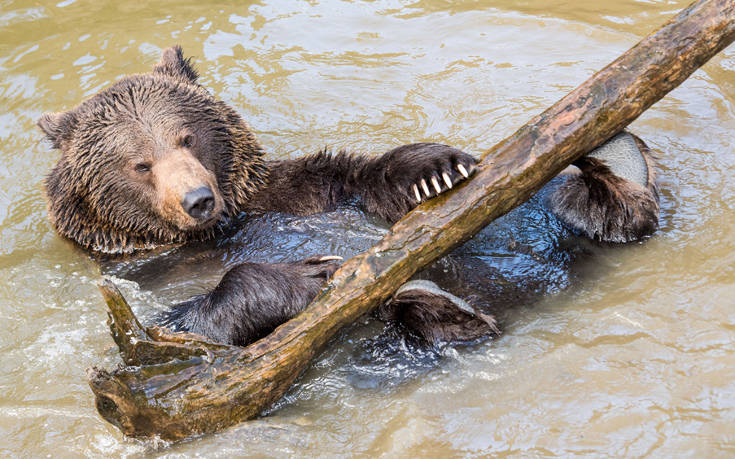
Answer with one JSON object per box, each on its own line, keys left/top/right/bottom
{"left": 1, "top": 0, "right": 734, "bottom": 456}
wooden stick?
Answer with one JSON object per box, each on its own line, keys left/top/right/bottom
{"left": 88, "top": 0, "right": 735, "bottom": 441}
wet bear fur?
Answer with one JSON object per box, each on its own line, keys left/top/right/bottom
{"left": 39, "top": 46, "right": 659, "bottom": 347}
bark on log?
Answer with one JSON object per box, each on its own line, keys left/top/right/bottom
{"left": 88, "top": 0, "right": 735, "bottom": 441}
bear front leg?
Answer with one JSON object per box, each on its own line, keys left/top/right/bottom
{"left": 245, "top": 143, "right": 476, "bottom": 221}
{"left": 357, "top": 143, "right": 478, "bottom": 222}
{"left": 159, "top": 256, "right": 341, "bottom": 346}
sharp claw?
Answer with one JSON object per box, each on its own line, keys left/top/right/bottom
{"left": 421, "top": 179, "right": 431, "bottom": 197}
{"left": 413, "top": 184, "right": 421, "bottom": 202}
{"left": 442, "top": 172, "right": 453, "bottom": 189}
{"left": 457, "top": 164, "right": 469, "bottom": 178}
{"left": 431, "top": 176, "right": 442, "bottom": 194}
{"left": 319, "top": 255, "right": 343, "bottom": 261}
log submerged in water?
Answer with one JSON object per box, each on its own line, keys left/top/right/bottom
{"left": 88, "top": 0, "right": 735, "bottom": 441}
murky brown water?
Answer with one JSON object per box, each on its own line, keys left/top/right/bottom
{"left": 2, "top": 0, "right": 735, "bottom": 456}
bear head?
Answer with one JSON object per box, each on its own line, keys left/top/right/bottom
{"left": 39, "top": 46, "right": 268, "bottom": 254}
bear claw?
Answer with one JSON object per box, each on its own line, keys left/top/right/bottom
{"left": 442, "top": 172, "right": 453, "bottom": 189}
{"left": 431, "top": 176, "right": 442, "bottom": 194}
{"left": 411, "top": 163, "right": 474, "bottom": 202}
{"left": 421, "top": 179, "right": 431, "bottom": 197}
{"left": 318, "top": 255, "right": 343, "bottom": 262}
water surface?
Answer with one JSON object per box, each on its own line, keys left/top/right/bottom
{"left": 1, "top": 0, "right": 734, "bottom": 456}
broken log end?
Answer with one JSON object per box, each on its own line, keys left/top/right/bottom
{"left": 98, "top": 278, "right": 151, "bottom": 365}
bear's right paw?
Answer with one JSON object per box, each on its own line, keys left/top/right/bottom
{"left": 381, "top": 142, "right": 477, "bottom": 203}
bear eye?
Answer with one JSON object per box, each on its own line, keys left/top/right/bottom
{"left": 181, "top": 134, "right": 195, "bottom": 148}
{"left": 134, "top": 162, "right": 151, "bottom": 173}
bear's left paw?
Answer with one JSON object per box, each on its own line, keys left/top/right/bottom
{"left": 382, "top": 143, "right": 477, "bottom": 203}
{"left": 379, "top": 280, "right": 499, "bottom": 345}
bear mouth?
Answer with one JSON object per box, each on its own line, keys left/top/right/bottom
{"left": 185, "top": 212, "right": 222, "bottom": 231}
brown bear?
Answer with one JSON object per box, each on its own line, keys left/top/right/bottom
{"left": 39, "top": 46, "right": 659, "bottom": 346}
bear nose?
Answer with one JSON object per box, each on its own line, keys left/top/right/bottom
{"left": 181, "top": 186, "right": 215, "bottom": 220}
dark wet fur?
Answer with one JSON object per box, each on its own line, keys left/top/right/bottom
{"left": 549, "top": 134, "right": 659, "bottom": 243}
{"left": 160, "top": 256, "right": 339, "bottom": 346}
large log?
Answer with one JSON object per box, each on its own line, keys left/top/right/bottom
{"left": 88, "top": 0, "right": 735, "bottom": 441}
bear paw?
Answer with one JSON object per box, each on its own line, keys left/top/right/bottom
{"left": 382, "top": 143, "right": 477, "bottom": 203}
{"left": 379, "top": 279, "right": 499, "bottom": 345}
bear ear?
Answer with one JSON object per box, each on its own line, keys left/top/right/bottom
{"left": 38, "top": 111, "right": 78, "bottom": 149}
{"left": 153, "top": 45, "right": 199, "bottom": 84}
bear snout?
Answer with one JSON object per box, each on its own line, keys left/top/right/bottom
{"left": 181, "top": 186, "right": 215, "bottom": 220}
{"left": 152, "top": 148, "right": 224, "bottom": 230}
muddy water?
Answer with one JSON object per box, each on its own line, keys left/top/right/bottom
{"left": 1, "top": 0, "right": 734, "bottom": 456}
